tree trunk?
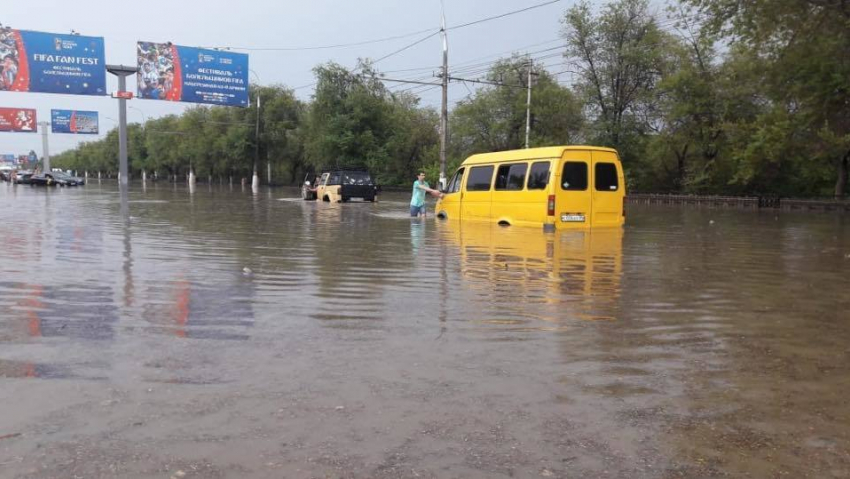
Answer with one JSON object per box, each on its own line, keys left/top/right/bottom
{"left": 835, "top": 151, "right": 849, "bottom": 199}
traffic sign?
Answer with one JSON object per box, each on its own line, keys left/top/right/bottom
{"left": 112, "top": 91, "right": 134, "bottom": 99}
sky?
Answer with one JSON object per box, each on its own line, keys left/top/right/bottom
{"left": 0, "top": 0, "right": 601, "bottom": 156}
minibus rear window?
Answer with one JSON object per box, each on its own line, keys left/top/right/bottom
{"left": 561, "top": 162, "right": 588, "bottom": 190}
{"left": 494, "top": 163, "right": 528, "bottom": 191}
{"left": 595, "top": 163, "right": 619, "bottom": 191}
{"left": 527, "top": 162, "right": 550, "bottom": 190}
{"left": 466, "top": 166, "right": 494, "bottom": 191}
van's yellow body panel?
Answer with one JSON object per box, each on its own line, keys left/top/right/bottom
{"left": 435, "top": 146, "right": 625, "bottom": 230}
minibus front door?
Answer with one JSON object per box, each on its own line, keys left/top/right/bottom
{"left": 461, "top": 165, "right": 495, "bottom": 222}
{"left": 436, "top": 167, "right": 464, "bottom": 220}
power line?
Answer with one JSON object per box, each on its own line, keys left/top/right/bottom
{"left": 447, "top": 0, "right": 563, "bottom": 32}
{"left": 210, "top": 0, "right": 563, "bottom": 53}
{"left": 209, "top": 28, "right": 438, "bottom": 52}
{"left": 373, "top": 30, "right": 441, "bottom": 64}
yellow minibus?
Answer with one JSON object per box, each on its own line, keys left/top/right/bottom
{"left": 435, "top": 146, "right": 625, "bottom": 230}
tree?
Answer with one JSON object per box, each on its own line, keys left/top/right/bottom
{"left": 306, "top": 61, "right": 438, "bottom": 184}
{"left": 686, "top": 0, "right": 850, "bottom": 197}
{"left": 449, "top": 56, "right": 583, "bottom": 163}
{"left": 562, "top": 0, "right": 669, "bottom": 160}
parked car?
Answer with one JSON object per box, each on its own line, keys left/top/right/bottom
{"left": 53, "top": 171, "right": 85, "bottom": 186}
{"left": 30, "top": 172, "right": 80, "bottom": 187}
{"left": 302, "top": 167, "right": 378, "bottom": 202}
{"left": 12, "top": 170, "right": 33, "bottom": 185}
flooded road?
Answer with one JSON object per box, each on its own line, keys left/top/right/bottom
{"left": 1, "top": 182, "right": 848, "bottom": 478}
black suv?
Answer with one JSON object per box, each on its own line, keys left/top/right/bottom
{"left": 302, "top": 167, "right": 378, "bottom": 202}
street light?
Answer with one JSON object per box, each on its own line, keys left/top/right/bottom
{"left": 250, "top": 69, "right": 261, "bottom": 191}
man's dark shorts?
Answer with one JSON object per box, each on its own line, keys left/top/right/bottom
{"left": 410, "top": 205, "right": 425, "bottom": 217}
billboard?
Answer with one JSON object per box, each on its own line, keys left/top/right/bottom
{"left": 137, "top": 41, "right": 249, "bottom": 107}
{"left": 1, "top": 154, "right": 16, "bottom": 165}
{"left": 0, "top": 26, "right": 106, "bottom": 96}
{"left": 0, "top": 107, "right": 37, "bottom": 133}
{"left": 51, "top": 109, "right": 99, "bottom": 134}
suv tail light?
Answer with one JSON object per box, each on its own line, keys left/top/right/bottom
{"left": 547, "top": 195, "right": 555, "bottom": 216}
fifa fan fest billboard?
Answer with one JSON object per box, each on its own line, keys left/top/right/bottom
{"left": 0, "top": 26, "right": 106, "bottom": 96}
{"left": 51, "top": 109, "right": 99, "bottom": 134}
{"left": 137, "top": 41, "right": 249, "bottom": 107}
{"left": 0, "top": 107, "right": 37, "bottom": 133}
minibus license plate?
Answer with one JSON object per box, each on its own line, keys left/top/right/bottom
{"left": 561, "top": 213, "right": 585, "bottom": 222}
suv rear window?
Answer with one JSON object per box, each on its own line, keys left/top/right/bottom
{"left": 341, "top": 171, "right": 372, "bottom": 185}
{"left": 466, "top": 166, "right": 494, "bottom": 191}
{"left": 595, "top": 163, "right": 618, "bottom": 191}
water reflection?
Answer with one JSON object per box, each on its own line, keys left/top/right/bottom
{"left": 140, "top": 275, "right": 254, "bottom": 340}
{"left": 0, "top": 282, "right": 118, "bottom": 341}
{"left": 437, "top": 221, "right": 623, "bottom": 329}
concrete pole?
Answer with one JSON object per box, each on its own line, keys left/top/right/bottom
{"left": 252, "top": 94, "right": 260, "bottom": 191}
{"left": 525, "top": 62, "right": 533, "bottom": 149}
{"left": 38, "top": 122, "right": 50, "bottom": 172}
{"left": 439, "top": 1, "right": 449, "bottom": 190}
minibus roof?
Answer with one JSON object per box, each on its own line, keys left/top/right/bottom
{"left": 460, "top": 145, "right": 618, "bottom": 166}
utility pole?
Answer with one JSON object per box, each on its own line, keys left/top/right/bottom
{"left": 107, "top": 65, "right": 139, "bottom": 188}
{"left": 525, "top": 61, "right": 533, "bottom": 149}
{"left": 439, "top": 0, "right": 448, "bottom": 190}
{"left": 38, "top": 121, "right": 50, "bottom": 172}
{"left": 253, "top": 93, "right": 260, "bottom": 191}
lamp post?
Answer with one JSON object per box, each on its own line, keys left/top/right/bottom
{"left": 38, "top": 121, "right": 50, "bottom": 173}
{"left": 250, "top": 69, "right": 261, "bottom": 191}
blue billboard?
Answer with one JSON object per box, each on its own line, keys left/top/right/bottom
{"left": 51, "top": 109, "right": 99, "bottom": 134}
{"left": 0, "top": 27, "right": 106, "bottom": 96}
{"left": 137, "top": 41, "right": 249, "bottom": 107}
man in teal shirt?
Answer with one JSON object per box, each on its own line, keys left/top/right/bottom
{"left": 410, "top": 171, "right": 441, "bottom": 217}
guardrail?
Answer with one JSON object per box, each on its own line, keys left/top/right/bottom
{"left": 626, "top": 194, "right": 850, "bottom": 212}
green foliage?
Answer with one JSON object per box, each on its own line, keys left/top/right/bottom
{"left": 52, "top": 1, "right": 849, "bottom": 196}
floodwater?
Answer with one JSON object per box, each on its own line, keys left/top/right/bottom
{"left": 0, "top": 182, "right": 848, "bottom": 479}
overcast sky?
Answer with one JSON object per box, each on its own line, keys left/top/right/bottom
{"left": 1, "top": 0, "right": 608, "bottom": 156}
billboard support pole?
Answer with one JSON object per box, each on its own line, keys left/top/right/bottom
{"left": 38, "top": 121, "right": 50, "bottom": 172}
{"left": 107, "top": 65, "right": 139, "bottom": 189}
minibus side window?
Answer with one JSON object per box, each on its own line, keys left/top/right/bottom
{"left": 447, "top": 168, "right": 464, "bottom": 193}
{"left": 466, "top": 166, "right": 494, "bottom": 191}
{"left": 561, "top": 162, "right": 588, "bottom": 190}
{"left": 595, "top": 163, "right": 618, "bottom": 191}
{"left": 494, "top": 163, "right": 528, "bottom": 191}
{"left": 527, "top": 162, "right": 550, "bottom": 190}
